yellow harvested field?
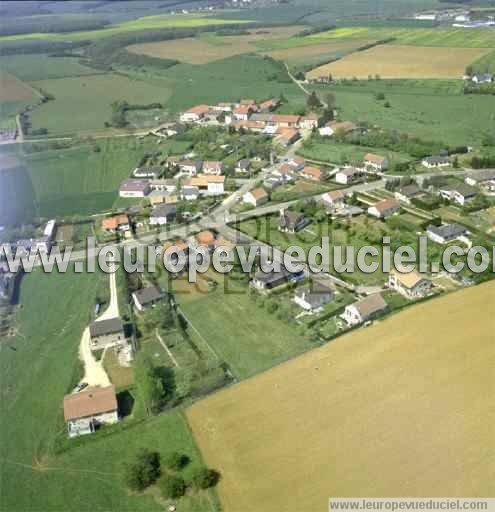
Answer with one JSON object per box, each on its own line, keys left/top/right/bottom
{"left": 187, "top": 281, "right": 495, "bottom": 512}
{"left": 128, "top": 26, "right": 304, "bottom": 64}
{"left": 0, "top": 72, "right": 38, "bottom": 102}
{"left": 264, "top": 39, "right": 374, "bottom": 61}
{"left": 307, "top": 44, "right": 493, "bottom": 79}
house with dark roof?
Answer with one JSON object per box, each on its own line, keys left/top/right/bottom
{"left": 235, "top": 159, "right": 251, "bottom": 173}
{"left": 394, "top": 184, "right": 422, "bottom": 204}
{"left": 279, "top": 209, "right": 310, "bottom": 233}
{"left": 64, "top": 385, "right": 119, "bottom": 438}
{"left": 119, "top": 179, "right": 151, "bottom": 198}
{"left": 251, "top": 266, "right": 305, "bottom": 291}
{"left": 294, "top": 280, "right": 335, "bottom": 311}
{"left": 149, "top": 203, "right": 177, "bottom": 225}
{"left": 439, "top": 184, "right": 477, "bottom": 205}
{"left": 89, "top": 318, "right": 125, "bottom": 351}
{"left": 422, "top": 156, "right": 450, "bottom": 168}
{"left": 132, "top": 286, "right": 164, "bottom": 312}
{"left": 426, "top": 223, "right": 468, "bottom": 244}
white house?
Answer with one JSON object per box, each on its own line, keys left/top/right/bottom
{"left": 394, "top": 184, "right": 422, "bottom": 204}
{"left": 335, "top": 167, "right": 360, "bottom": 185}
{"left": 299, "top": 113, "right": 320, "bottom": 130}
{"left": 203, "top": 161, "right": 223, "bottom": 175}
{"left": 319, "top": 120, "right": 357, "bottom": 137}
{"left": 388, "top": 268, "right": 432, "bottom": 299}
{"left": 294, "top": 281, "right": 335, "bottom": 311}
{"left": 189, "top": 175, "right": 225, "bottom": 196}
{"left": 119, "top": 179, "right": 151, "bottom": 198}
{"left": 64, "top": 385, "right": 119, "bottom": 438}
{"left": 439, "top": 184, "right": 477, "bottom": 205}
{"left": 364, "top": 153, "right": 389, "bottom": 171}
{"left": 149, "top": 204, "right": 177, "bottom": 225}
{"left": 322, "top": 190, "right": 345, "bottom": 208}
{"left": 426, "top": 223, "right": 468, "bottom": 244}
{"left": 180, "top": 105, "right": 210, "bottom": 123}
{"left": 472, "top": 73, "right": 493, "bottom": 84}
{"left": 342, "top": 293, "right": 388, "bottom": 326}
{"left": 243, "top": 187, "right": 269, "bottom": 207}
{"left": 179, "top": 160, "right": 202, "bottom": 176}
{"left": 422, "top": 156, "right": 450, "bottom": 168}
{"left": 132, "top": 286, "right": 164, "bottom": 311}
{"left": 181, "top": 186, "right": 200, "bottom": 201}
{"left": 367, "top": 198, "right": 400, "bottom": 219}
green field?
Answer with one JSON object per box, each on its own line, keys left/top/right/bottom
{"left": 29, "top": 73, "right": 172, "bottom": 135}
{"left": 0, "top": 54, "right": 101, "bottom": 81}
{"left": 0, "top": 267, "right": 219, "bottom": 512}
{"left": 311, "top": 80, "right": 495, "bottom": 146}
{"left": 0, "top": 13, "right": 251, "bottom": 42}
{"left": 21, "top": 137, "right": 190, "bottom": 218}
{"left": 472, "top": 48, "right": 495, "bottom": 73}
{"left": 309, "top": 26, "right": 495, "bottom": 48}
{"left": 171, "top": 273, "right": 314, "bottom": 379}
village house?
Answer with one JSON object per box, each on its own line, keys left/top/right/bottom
{"left": 189, "top": 175, "right": 225, "bottom": 196}
{"left": 335, "top": 167, "right": 360, "bottom": 185}
{"left": 89, "top": 317, "right": 125, "bottom": 351}
{"left": 388, "top": 268, "right": 432, "bottom": 299}
{"left": 343, "top": 293, "right": 388, "bottom": 326}
{"left": 264, "top": 175, "right": 284, "bottom": 190}
{"left": 294, "top": 280, "right": 335, "bottom": 312}
{"left": 422, "top": 156, "right": 450, "bottom": 168}
{"left": 465, "top": 170, "right": 495, "bottom": 187}
{"left": 287, "top": 156, "right": 306, "bottom": 171}
{"left": 299, "top": 113, "right": 320, "bottom": 130}
{"left": 149, "top": 203, "right": 177, "bottom": 226}
{"left": 233, "top": 105, "right": 252, "bottom": 121}
{"left": 213, "top": 102, "right": 233, "bottom": 112}
{"left": 203, "top": 161, "right": 223, "bottom": 175}
{"left": 364, "top": 153, "right": 389, "bottom": 171}
{"left": 276, "top": 128, "right": 300, "bottom": 147}
{"left": 471, "top": 73, "right": 493, "bottom": 84}
{"left": 101, "top": 214, "right": 130, "bottom": 233}
{"left": 180, "top": 104, "right": 211, "bottom": 123}
{"left": 322, "top": 190, "right": 346, "bottom": 208}
{"left": 236, "top": 159, "right": 251, "bottom": 173}
{"left": 132, "top": 285, "right": 164, "bottom": 312}
{"left": 301, "top": 165, "right": 323, "bottom": 181}
{"left": 119, "top": 179, "right": 151, "bottom": 198}
{"left": 166, "top": 155, "right": 182, "bottom": 169}
{"left": 319, "top": 120, "right": 358, "bottom": 137}
{"left": 439, "top": 184, "right": 477, "bottom": 205}
{"left": 148, "top": 189, "right": 178, "bottom": 205}
{"left": 394, "top": 184, "right": 422, "bottom": 204}
{"left": 426, "top": 223, "right": 468, "bottom": 244}
{"left": 273, "top": 163, "right": 296, "bottom": 179}
{"left": 181, "top": 186, "right": 200, "bottom": 201}
{"left": 179, "top": 160, "right": 203, "bottom": 176}
{"left": 149, "top": 178, "right": 177, "bottom": 193}
{"left": 243, "top": 187, "right": 269, "bottom": 207}
{"left": 279, "top": 209, "right": 310, "bottom": 233}
{"left": 64, "top": 385, "right": 119, "bottom": 438}
{"left": 367, "top": 198, "right": 400, "bottom": 219}
{"left": 251, "top": 266, "right": 305, "bottom": 291}
{"left": 259, "top": 98, "right": 279, "bottom": 112}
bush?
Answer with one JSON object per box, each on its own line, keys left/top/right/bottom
{"left": 159, "top": 475, "right": 186, "bottom": 499}
{"left": 123, "top": 449, "right": 161, "bottom": 491}
{"left": 189, "top": 466, "right": 220, "bottom": 490}
{"left": 164, "top": 452, "right": 189, "bottom": 471}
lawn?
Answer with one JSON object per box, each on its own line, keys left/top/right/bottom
{"left": 29, "top": 73, "right": 172, "bottom": 135}
{"left": 307, "top": 44, "right": 492, "bottom": 79}
{"left": 310, "top": 80, "right": 495, "bottom": 146}
{"left": 187, "top": 281, "right": 495, "bottom": 511}
{"left": 21, "top": 137, "right": 190, "bottom": 218}
{"left": 169, "top": 271, "right": 314, "bottom": 379}
{"left": 0, "top": 266, "right": 220, "bottom": 511}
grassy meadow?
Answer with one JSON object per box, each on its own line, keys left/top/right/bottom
{"left": 187, "top": 281, "right": 495, "bottom": 512}
{"left": 29, "top": 73, "right": 171, "bottom": 135}
{"left": 21, "top": 137, "right": 190, "bottom": 218}
{"left": 0, "top": 267, "right": 219, "bottom": 512}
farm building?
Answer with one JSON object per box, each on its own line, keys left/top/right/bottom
{"left": 343, "top": 293, "right": 388, "bottom": 326}
{"left": 367, "top": 198, "right": 400, "bottom": 219}
{"left": 388, "top": 268, "right": 432, "bottom": 299}
{"left": 132, "top": 286, "right": 164, "bottom": 312}
{"left": 89, "top": 317, "right": 125, "bottom": 351}
{"left": 119, "top": 179, "right": 151, "bottom": 198}
{"left": 294, "top": 281, "right": 335, "bottom": 312}
{"left": 364, "top": 153, "right": 389, "bottom": 171}
{"left": 243, "top": 187, "right": 269, "bottom": 207}
{"left": 64, "top": 385, "right": 119, "bottom": 438}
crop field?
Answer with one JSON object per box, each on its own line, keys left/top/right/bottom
{"left": 0, "top": 267, "right": 218, "bottom": 512}
{"left": 310, "top": 26, "right": 495, "bottom": 48}
{"left": 0, "top": 71, "right": 38, "bottom": 102}
{"left": 128, "top": 26, "right": 304, "bottom": 64}
{"left": 310, "top": 80, "right": 495, "bottom": 146}
{"left": 187, "top": 281, "right": 495, "bottom": 511}
{"left": 22, "top": 137, "right": 189, "bottom": 218}
{"left": 28, "top": 73, "right": 171, "bottom": 135}
{"left": 307, "top": 44, "right": 492, "bottom": 79}
{"left": 0, "top": 54, "right": 100, "bottom": 81}
{"left": 0, "top": 13, "right": 252, "bottom": 42}
{"left": 472, "top": 48, "right": 495, "bottom": 73}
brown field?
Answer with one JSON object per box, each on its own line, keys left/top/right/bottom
{"left": 187, "top": 281, "right": 495, "bottom": 512}
{"left": 127, "top": 26, "right": 305, "bottom": 64}
{"left": 307, "top": 44, "right": 493, "bottom": 79}
{"left": 0, "top": 71, "right": 38, "bottom": 102}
